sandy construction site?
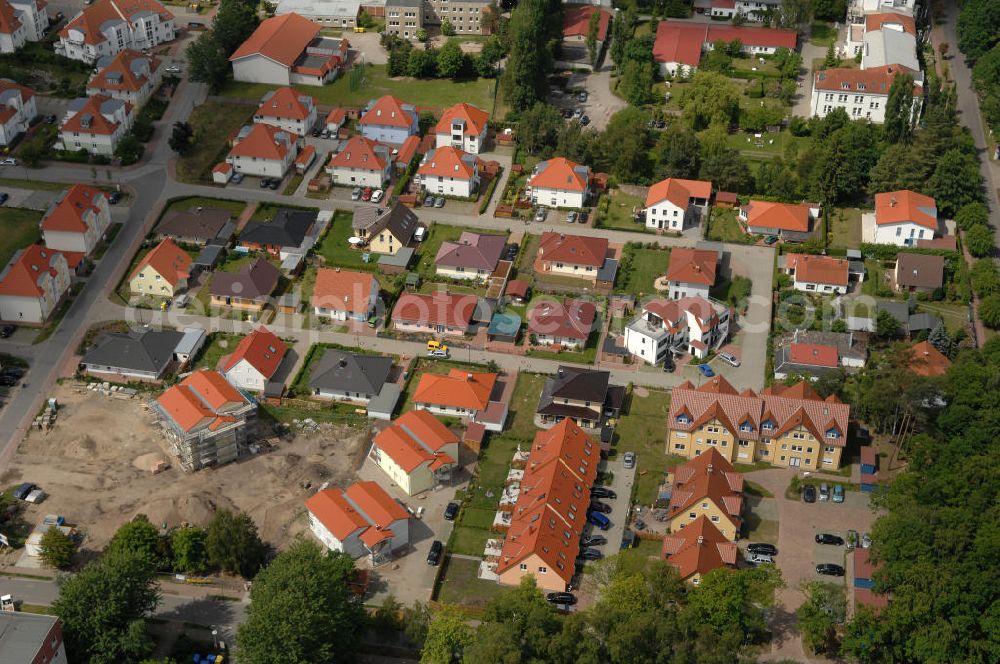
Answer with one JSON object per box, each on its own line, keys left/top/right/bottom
{"left": 0, "top": 382, "right": 370, "bottom": 557}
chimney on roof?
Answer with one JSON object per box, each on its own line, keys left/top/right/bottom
{"left": 707, "top": 464, "right": 713, "bottom": 474}
{"left": 890, "top": 197, "right": 897, "bottom": 207}
{"left": 697, "top": 535, "right": 704, "bottom": 545}
{"left": 467, "top": 373, "right": 474, "bottom": 381}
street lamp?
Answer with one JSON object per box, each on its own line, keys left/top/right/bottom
{"left": 212, "top": 627, "right": 218, "bottom": 649}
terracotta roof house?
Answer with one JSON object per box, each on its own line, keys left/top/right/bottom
{"left": 505, "top": 279, "right": 530, "bottom": 303}
{"left": 653, "top": 20, "right": 796, "bottom": 76}
{"left": 80, "top": 326, "right": 205, "bottom": 382}
{"left": 434, "top": 231, "right": 504, "bottom": 281}
{"left": 740, "top": 200, "right": 820, "bottom": 241}
{"left": 0, "top": 0, "right": 47, "bottom": 52}
{"left": 773, "top": 330, "right": 867, "bottom": 381}
{"left": 644, "top": 177, "right": 712, "bottom": 232}
{"left": 391, "top": 291, "right": 478, "bottom": 336}
{"left": 665, "top": 447, "right": 744, "bottom": 540}
{"left": 324, "top": 106, "right": 347, "bottom": 133}
{"left": 661, "top": 515, "right": 738, "bottom": 584}
{"left": 154, "top": 206, "right": 234, "bottom": 246}
{"left": 218, "top": 326, "right": 288, "bottom": 393}
{"left": 86, "top": 49, "right": 161, "bottom": 105}
{"left": 780, "top": 253, "right": 850, "bottom": 295}
{"left": 352, "top": 203, "right": 419, "bottom": 255}
{"left": 624, "top": 296, "right": 731, "bottom": 363}
{"left": 312, "top": 267, "right": 379, "bottom": 322}
{"left": 560, "top": 5, "right": 611, "bottom": 65}
{"left": 527, "top": 157, "right": 592, "bottom": 209}
{"left": 665, "top": 247, "right": 718, "bottom": 300}
{"left": 534, "top": 232, "right": 610, "bottom": 284}
{"left": 497, "top": 419, "right": 599, "bottom": 592}
{"left": 413, "top": 368, "right": 496, "bottom": 415}
{"left": 253, "top": 86, "right": 318, "bottom": 136}
{"left": 0, "top": 245, "right": 71, "bottom": 324}
{"left": 305, "top": 481, "right": 409, "bottom": 564}
{"left": 907, "top": 340, "right": 951, "bottom": 377}
{"left": 230, "top": 12, "right": 349, "bottom": 86}
{"left": 0, "top": 79, "right": 38, "bottom": 146}
{"left": 237, "top": 208, "right": 317, "bottom": 258}
{"left": 153, "top": 370, "right": 256, "bottom": 470}
{"left": 535, "top": 365, "right": 624, "bottom": 433}
{"left": 40, "top": 184, "right": 111, "bottom": 256}
{"left": 870, "top": 190, "right": 939, "bottom": 247}
{"left": 417, "top": 146, "right": 480, "bottom": 198}
{"left": 358, "top": 95, "right": 419, "bottom": 144}
{"left": 58, "top": 93, "right": 134, "bottom": 155}
{"left": 811, "top": 64, "right": 923, "bottom": 125}
{"left": 128, "top": 238, "right": 191, "bottom": 298}
{"left": 56, "top": 0, "right": 176, "bottom": 64}
{"left": 326, "top": 135, "right": 391, "bottom": 189}
{"left": 434, "top": 102, "right": 489, "bottom": 154}
{"left": 893, "top": 253, "right": 944, "bottom": 293}
{"left": 308, "top": 348, "right": 393, "bottom": 402}
{"left": 225, "top": 122, "right": 299, "bottom": 179}
{"left": 527, "top": 298, "right": 597, "bottom": 349}
{"left": 667, "top": 375, "right": 851, "bottom": 470}
{"left": 370, "top": 410, "right": 460, "bottom": 495}
{"left": 208, "top": 257, "right": 280, "bottom": 313}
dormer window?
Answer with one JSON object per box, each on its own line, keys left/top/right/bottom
{"left": 739, "top": 422, "right": 753, "bottom": 433}
{"left": 762, "top": 421, "right": 774, "bottom": 431}
{"left": 676, "top": 414, "right": 690, "bottom": 425}
{"left": 826, "top": 428, "right": 840, "bottom": 439}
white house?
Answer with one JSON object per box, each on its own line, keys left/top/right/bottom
{"left": 0, "top": 0, "right": 47, "bottom": 52}
{"left": 664, "top": 247, "right": 718, "bottom": 300}
{"left": 434, "top": 102, "right": 489, "bottom": 154}
{"left": 369, "top": 410, "right": 459, "bottom": 496}
{"left": 869, "top": 189, "right": 938, "bottom": 246}
{"left": 644, "top": 177, "right": 712, "bottom": 231}
{"left": 416, "top": 146, "right": 480, "bottom": 198}
{"left": 225, "top": 123, "right": 299, "bottom": 178}
{"left": 527, "top": 157, "right": 591, "bottom": 209}
{"left": 311, "top": 267, "right": 378, "bottom": 321}
{"left": 324, "top": 107, "right": 346, "bottom": 135}
{"left": 58, "top": 94, "right": 134, "bottom": 155}
{"left": 358, "top": 95, "right": 419, "bottom": 144}
{"left": 56, "top": 0, "right": 176, "bottom": 64}
{"left": 434, "top": 231, "right": 504, "bottom": 281}
{"left": 218, "top": 326, "right": 288, "bottom": 393}
{"left": 325, "top": 135, "right": 390, "bottom": 188}
{"left": 86, "top": 50, "right": 162, "bottom": 106}
{"left": 0, "top": 78, "right": 37, "bottom": 146}
{"left": 0, "top": 245, "right": 72, "bottom": 325}
{"left": 253, "top": 87, "right": 318, "bottom": 136}
{"left": 624, "top": 297, "right": 730, "bottom": 364}
{"left": 305, "top": 481, "right": 410, "bottom": 564}
{"left": 40, "top": 184, "right": 111, "bottom": 256}
{"left": 781, "top": 253, "right": 850, "bottom": 295}
{"left": 230, "top": 12, "right": 349, "bottom": 86}
{"left": 810, "top": 64, "right": 923, "bottom": 124}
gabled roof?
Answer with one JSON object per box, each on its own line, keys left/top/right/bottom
{"left": 546, "top": 365, "right": 610, "bottom": 402}
{"left": 412, "top": 369, "right": 497, "bottom": 411}
{"left": 865, "top": 11, "right": 916, "bottom": 35}
{"left": 308, "top": 349, "right": 392, "bottom": 395}
{"left": 155, "top": 206, "right": 232, "bottom": 242}
{"left": 874, "top": 189, "right": 937, "bottom": 229}
{"left": 666, "top": 247, "right": 718, "bottom": 286}
{"left": 219, "top": 326, "right": 287, "bottom": 379}
{"left": 313, "top": 267, "right": 376, "bottom": 315}
{"left": 434, "top": 102, "right": 489, "bottom": 138}
{"left": 325, "top": 107, "right": 347, "bottom": 126}
{"left": 0, "top": 245, "right": 66, "bottom": 297}
{"left": 230, "top": 12, "right": 320, "bottom": 66}
{"left": 895, "top": 253, "right": 944, "bottom": 289}
{"left": 256, "top": 86, "right": 316, "bottom": 121}
{"left": 660, "top": 515, "right": 738, "bottom": 580}
{"left": 156, "top": 370, "right": 248, "bottom": 433}
{"left": 228, "top": 123, "right": 295, "bottom": 161}
{"left": 239, "top": 208, "right": 316, "bottom": 249}
{"left": 742, "top": 200, "right": 814, "bottom": 232}
{"left": 434, "top": 231, "right": 504, "bottom": 271}
{"left": 0, "top": 1, "right": 22, "bottom": 35}
{"left": 129, "top": 237, "right": 191, "bottom": 287}
{"left": 785, "top": 253, "right": 849, "bottom": 287}
{"left": 60, "top": 0, "right": 174, "bottom": 46}
{"left": 0, "top": 80, "right": 34, "bottom": 113}
{"left": 352, "top": 203, "right": 418, "bottom": 243}
{"left": 328, "top": 135, "right": 387, "bottom": 171}
{"left": 527, "top": 299, "right": 596, "bottom": 341}
{"left": 537, "top": 232, "right": 607, "bottom": 268}
{"left": 653, "top": 20, "right": 796, "bottom": 67}
{"left": 418, "top": 146, "right": 478, "bottom": 180}
{"left": 373, "top": 410, "right": 458, "bottom": 474}
{"left": 813, "top": 64, "right": 922, "bottom": 96}
{"left": 359, "top": 95, "right": 417, "bottom": 129}
{"left": 81, "top": 327, "right": 184, "bottom": 374}
{"left": 668, "top": 447, "right": 743, "bottom": 527}
{"left": 562, "top": 5, "right": 610, "bottom": 41}
{"left": 305, "top": 481, "right": 408, "bottom": 542}
{"left": 40, "top": 184, "right": 106, "bottom": 234}
{"left": 209, "top": 257, "right": 280, "bottom": 301}
{"left": 908, "top": 341, "right": 951, "bottom": 377}
{"left": 789, "top": 342, "right": 839, "bottom": 368}
{"left": 645, "top": 177, "right": 712, "bottom": 209}
{"left": 391, "top": 291, "right": 477, "bottom": 329}
{"left": 88, "top": 49, "right": 159, "bottom": 94}
{"left": 61, "top": 94, "right": 131, "bottom": 136}
{"left": 528, "top": 157, "right": 590, "bottom": 192}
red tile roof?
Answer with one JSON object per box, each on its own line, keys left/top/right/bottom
{"left": 305, "top": 481, "right": 408, "bottom": 542}
{"left": 413, "top": 369, "right": 497, "bottom": 411}
{"left": 295, "top": 144, "right": 315, "bottom": 168}
{"left": 865, "top": 12, "right": 916, "bottom": 36}
{"left": 666, "top": 247, "right": 718, "bottom": 286}
{"left": 0, "top": 245, "right": 66, "bottom": 297}
{"left": 40, "top": 184, "right": 106, "bottom": 234}
{"left": 667, "top": 448, "right": 743, "bottom": 531}
{"left": 372, "top": 410, "right": 458, "bottom": 473}
{"left": 328, "top": 135, "right": 386, "bottom": 171}
{"left": 855, "top": 587, "right": 890, "bottom": 610}
{"left": 87, "top": 49, "right": 159, "bottom": 94}
{"left": 645, "top": 177, "right": 712, "bottom": 209}
{"left": 0, "top": 80, "right": 33, "bottom": 115}
{"left": 785, "top": 253, "right": 849, "bottom": 287}
{"left": 230, "top": 12, "right": 319, "bottom": 66}
{"left": 875, "top": 189, "right": 937, "bottom": 229}
{"left": 527, "top": 298, "right": 596, "bottom": 341}
{"left": 813, "top": 64, "right": 922, "bottom": 97}
{"left": 742, "top": 200, "right": 814, "bottom": 233}
{"left": 653, "top": 20, "right": 796, "bottom": 67}
{"left": 325, "top": 107, "right": 346, "bottom": 126}
{"left": 60, "top": 0, "right": 174, "bottom": 46}
{"left": 312, "top": 267, "right": 375, "bottom": 315}
{"left": 391, "top": 291, "right": 477, "bottom": 330}
{"left": 61, "top": 94, "right": 132, "bottom": 136}
{"left": 219, "top": 326, "right": 287, "bottom": 379}
{"left": 789, "top": 343, "right": 839, "bottom": 368}
{"left": 229, "top": 123, "right": 294, "bottom": 161}
{"left": 360, "top": 95, "right": 416, "bottom": 129}
{"left": 0, "top": 0, "right": 22, "bottom": 34}
{"left": 156, "top": 370, "right": 247, "bottom": 433}
{"left": 660, "top": 515, "right": 738, "bottom": 580}
{"left": 562, "top": 5, "right": 611, "bottom": 41}
{"left": 505, "top": 279, "right": 529, "bottom": 299}
{"left": 395, "top": 134, "right": 420, "bottom": 166}
{"left": 706, "top": 24, "right": 797, "bottom": 49}
{"left": 908, "top": 341, "right": 951, "bottom": 377}
{"left": 434, "top": 102, "right": 489, "bottom": 139}
{"left": 129, "top": 237, "right": 191, "bottom": 287}
{"left": 854, "top": 547, "right": 880, "bottom": 580}
{"left": 537, "top": 232, "right": 607, "bottom": 268}
{"left": 418, "top": 146, "right": 477, "bottom": 180}
{"left": 256, "top": 86, "right": 316, "bottom": 121}
{"left": 528, "top": 157, "right": 590, "bottom": 192}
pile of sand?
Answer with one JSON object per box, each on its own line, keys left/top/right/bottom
{"left": 136, "top": 493, "right": 237, "bottom": 530}
{"left": 133, "top": 452, "right": 169, "bottom": 473}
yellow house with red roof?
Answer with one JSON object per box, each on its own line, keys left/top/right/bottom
{"left": 369, "top": 410, "right": 460, "bottom": 495}
{"left": 128, "top": 237, "right": 191, "bottom": 298}
{"left": 665, "top": 447, "right": 744, "bottom": 540}
{"left": 661, "top": 515, "right": 738, "bottom": 584}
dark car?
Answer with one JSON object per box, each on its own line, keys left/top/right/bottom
{"left": 590, "top": 486, "right": 616, "bottom": 500}
{"left": 0, "top": 376, "right": 18, "bottom": 387}
{"left": 816, "top": 563, "right": 845, "bottom": 577}
{"left": 1, "top": 368, "right": 24, "bottom": 378}
{"left": 259, "top": 178, "right": 271, "bottom": 189}
{"left": 108, "top": 191, "right": 122, "bottom": 204}
{"left": 443, "top": 502, "right": 460, "bottom": 521}
{"left": 267, "top": 179, "right": 280, "bottom": 190}
{"left": 546, "top": 592, "right": 577, "bottom": 605}
{"left": 580, "top": 115, "right": 590, "bottom": 126}
{"left": 45, "top": 114, "right": 57, "bottom": 124}
{"left": 589, "top": 501, "right": 612, "bottom": 514}
{"left": 746, "top": 543, "right": 778, "bottom": 556}
{"left": 815, "top": 533, "right": 844, "bottom": 546}
{"left": 562, "top": 108, "right": 573, "bottom": 119}
{"left": 581, "top": 535, "right": 606, "bottom": 547}
{"left": 312, "top": 128, "right": 321, "bottom": 137}
{"left": 0, "top": 193, "right": 8, "bottom": 205}
{"left": 578, "top": 212, "right": 589, "bottom": 225}
{"left": 427, "top": 540, "right": 443, "bottom": 566}
{"left": 802, "top": 485, "right": 817, "bottom": 503}
{"left": 578, "top": 548, "right": 603, "bottom": 561}
{"left": 0, "top": 325, "right": 14, "bottom": 338}
{"left": 662, "top": 357, "right": 675, "bottom": 373}
{"left": 764, "top": 235, "right": 779, "bottom": 245}
{"left": 634, "top": 519, "right": 647, "bottom": 531}
{"left": 12, "top": 483, "right": 35, "bottom": 500}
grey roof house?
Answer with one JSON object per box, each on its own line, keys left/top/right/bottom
{"left": 352, "top": 203, "right": 419, "bottom": 249}
{"left": 893, "top": 253, "right": 944, "bottom": 293}
{"left": 155, "top": 207, "right": 235, "bottom": 246}
{"left": 80, "top": 327, "right": 206, "bottom": 382}
{"left": 535, "top": 365, "right": 625, "bottom": 433}
{"left": 238, "top": 209, "right": 318, "bottom": 258}
{"left": 209, "top": 258, "right": 281, "bottom": 312}
{"left": 308, "top": 349, "right": 400, "bottom": 419}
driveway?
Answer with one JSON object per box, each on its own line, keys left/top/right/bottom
{"left": 791, "top": 27, "right": 836, "bottom": 119}
{"left": 0, "top": 186, "right": 59, "bottom": 210}
{"left": 582, "top": 458, "right": 636, "bottom": 564}
{"left": 350, "top": 32, "right": 389, "bottom": 65}
{"left": 563, "top": 67, "right": 627, "bottom": 131}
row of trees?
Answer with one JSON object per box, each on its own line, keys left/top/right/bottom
{"left": 186, "top": 0, "right": 261, "bottom": 92}
{"left": 384, "top": 35, "right": 504, "bottom": 81}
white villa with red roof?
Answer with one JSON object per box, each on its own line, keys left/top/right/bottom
{"left": 740, "top": 200, "right": 820, "bottom": 242}
{"left": 305, "top": 481, "right": 409, "bottom": 564}
{"left": 230, "top": 12, "right": 349, "bottom": 86}
{"left": 780, "top": 253, "right": 850, "bottom": 294}
{"left": 534, "top": 232, "right": 609, "bottom": 283}
{"left": 416, "top": 146, "right": 480, "bottom": 198}
{"left": 86, "top": 49, "right": 162, "bottom": 106}
{"left": 527, "top": 157, "right": 591, "bottom": 209}
{"left": 810, "top": 64, "right": 923, "bottom": 124}
{"left": 0, "top": 245, "right": 71, "bottom": 324}
{"left": 624, "top": 296, "right": 730, "bottom": 363}
{"left": 58, "top": 94, "right": 134, "bottom": 155}
{"left": 434, "top": 102, "right": 489, "bottom": 154}
{"left": 218, "top": 326, "right": 288, "bottom": 393}
{"left": 40, "top": 184, "right": 111, "bottom": 256}
{"left": 0, "top": 78, "right": 37, "bottom": 146}
{"left": 0, "top": 0, "right": 48, "bottom": 52}
{"left": 390, "top": 291, "right": 478, "bottom": 336}
{"left": 866, "top": 189, "right": 938, "bottom": 247}
{"left": 653, "top": 20, "right": 797, "bottom": 77}
{"left": 225, "top": 123, "right": 299, "bottom": 178}
{"left": 253, "top": 87, "right": 317, "bottom": 136}
{"left": 359, "top": 95, "right": 419, "bottom": 144}
{"left": 312, "top": 267, "right": 379, "bottom": 322}
{"left": 665, "top": 247, "right": 718, "bottom": 300}
{"left": 644, "top": 177, "right": 712, "bottom": 231}
{"left": 325, "top": 135, "right": 391, "bottom": 188}
{"left": 56, "top": 0, "right": 176, "bottom": 64}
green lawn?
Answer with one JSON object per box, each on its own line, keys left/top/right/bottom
{"left": 413, "top": 223, "right": 504, "bottom": 283}
{"left": 312, "top": 209, "right": 384, "bottom": 272}
{"left": 744, "top": 515, "right": 779, "bottom": 543}
{"left": 810, "top": 22, "right": 838, "bottom": 47}
{"left": 916, "top": 301, "right": 972, "bottom": 335}
{"left": 0, "top": 208, "right": 42, "bottom": 267}
{"left": 598, "top": 190, "right": 646, "bottom": 232}
{"left": 614, "top": 388, "right": 684, "bottom": 506}
{"left": 829, "top": 208, "right": 862, "bottom": 251}
{"left": 0, "top": 178, "right": 68, "bottom": 191}
{"left": 436, "top": 556, "right": 508, "bottom": 608}
{"left": 726, "top": 130, "right": 811, "bottom": 162}
{"left": 619, "top": 246, "right": 670, "bottom": 299}
{"left": 505, "top": 371, "right": 547, "bottom": 441}
{"left": 861, "top": 259, "right": 887, "bottom": 297}
{"left": 706, "top": 207, "right": 749, "bottom": 243}
{"left": 175, "top": 101, "right": 254, "bottom": 184}
{"left": 193, "top": 332, "right": 243, "bottom": 370}
{"left": 221, "top": 64, "right": 499, "bottom": 115}
{"left": 527, "top": 326, "right": 601, "bottom": 365}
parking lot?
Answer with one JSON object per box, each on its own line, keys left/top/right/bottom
{"left": 576, "top": 458, "right": 636, "bottom": 570}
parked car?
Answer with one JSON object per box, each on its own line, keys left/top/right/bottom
{"left": 747, "top": 543, "right": 777, "bottom": 556}
{"left": 434, "top": 197, "right": 445, "bottom": 208}
{"left": 577, "top": 91, "right": 588, "bottom": 102}
{"left": 698, "top": 363, "right": 715, "bottom": 378}
{"left": 267, "top": 178, "right": 279, "bottom": 190}
{"left": 634, "top": 519, "right": 646, "bottom": 531}
{"left": 311, "top": 128, "right": 322, "bottom": 137}
{"left": 581, "top": 535, "right": 606, "bottom": 547}
{"left": 259, "top": 177, "right": 271, "bottom": 189}
{"left": 578, "top": 548, "right": 603, "bottom": 561}
{"left": 443, "top": 502, "right": 459, "bottom": 521}
{"left": 662, "top": 356, "right": 675, "bottom": 373}
{"left": 802, "top": 485, "right": 817, "bottom": 503}
{"left": 746, "top": 552, "right": 773, "bottom": 566}
{"left": 816, "top": 563, "right": 845, "bottom": 577}
{"left": 0, "top": 376, "right": 19, "bottom": 387}
{"left": 108, "top": 191, "right": 122, "bottom": 204}
{"left": 561, "top": 108, "right": 573, "bottom": 119}
{"left": 371, "top": 189, "right": 384, "bottom": 203}
{"left": 589, "top": 501, "right": 612, "bottom": 514}
{"left": 719, "top": 352, "right": 740, "bottom": 367}
{"left": 590, "top": 486, "right": 616, "bottom": 500}
{"left": 0, "top": 193, "right": 8, "bottom": 205}
{"left": 165, "top": 64, "right": 182, "bottom": 74}
{"left": 45, "top": 114, "right": 57, "bottom": 124}
{"left": 578, "top": 212, "right": 589, "bottom": 224}
{"left": 423, "top": 193, "right": 435, "bottom": 207}
{"left": 0, "top": 157, "right": 17, "bottom": 166}
{"left": 815, "top": 533, "right": 844, "bottom": 546}
{"left": 587, "top": 511, "right": 610, "bottom": 530}
{"left": 764, "top": 235, "right": 779, "bottom": 245}
{"left": 846, "top": 529, "right": 859, "bottom": 550}
{"left": 572, "top": 108, "right": 583, "bottom": 119}
{"left": 12, "top": 483, "right": 35, "bottom": 501}
{"left": 351, "top": 187, "right": 362, "bottom": 201}
{"left": 427, "top": 540, "right": 443, "bottom": 566}
{"left": 0, "top": 325, "right": 14, "bottom": 338}
{"left": 566, "top": 211, "right": 577, "bottom": 223}
{"left": 861, "top": 533, "right": 872, "bottom": 548}
{"left": 361, "top": 187, "right": 373, "bottom": 201}
{"left": 580, "top": 115, "right": 590, "bottom": 126}
{"left": 818, "top": 483, "right": 830, "bottom": 501}
{"left": 546, "top": 592, "right": 577, "bottom": 605}
{"left": 502, "top": 243, "right": 518, "bottom": 261}
{"left": 832, "top": 484, "right": 845, "bottom": 503}
{"left": 622, "top": 451, "right": 635, "bottom": 469}
{"left": 534, "top": 208, "right": 547, "bottom": 222}
{"left": 230, "top": 172, "right": 244, "bottom": 184}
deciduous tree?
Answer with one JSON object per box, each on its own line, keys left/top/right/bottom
{"left": 205, "top": 510, "right": 267, "bottom": 578}
{"left": 39, "top": 526, "right": 75, "bottom": 569}
{"left": 171, "top": 526, "right": 208, "bottom": 574}
{"left": 929, "top": 148, "right": 984, "bottom": 218}
{"left": 966, "top": 224, "right": 994, "bottom": 257}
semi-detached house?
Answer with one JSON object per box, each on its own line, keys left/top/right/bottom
{"left": 326, "top": 135, "right": 390, "bottom": 188}
{"left": 86, "top": 49, "right": 162, "bottom": 106}
{"left": 0, "top": 0, "right": 48, "bottom": 52}
{"left": 644, "top": 177, "right": 712, "bottom": 232}
{"left": 369, "top": 410, "right": 459, "bottom": 496}
{"left": 665, "top": 447, "right": 744, "bottom": 540}
{"left": 253, "top": 87, "right": 317, "bottom": 136}
{"left": 56, "top": 0, "right": 176, "bottom": 64}
{"left": 0, "top": 78, "right": 37, "bottom": 146}
{"left": 0, "top": 245, "right": 71, "bottom": 325}
{"left": 59, "top": 94, "right": 134, "bottom": 155}
{"left": 40, "top": 184, "right": 111, "bottom": 256}
{"left": 230, "top": 12, "right": 349, "bottom": 86}
{"left": 305, "top": 481, "right": 409, "bottom": 565}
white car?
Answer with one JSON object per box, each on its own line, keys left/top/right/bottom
{"left": 534, "top": 208, "right": 547, "bottom": 222}
{"left": 164, "top": 65, "right": 182, "bottom": 74}
{"left": 0, "top": 158, "right": 17, "bottom": 166}
{"left": 371, "top": 189, "right": 384, "bottom": 203}
{"left": 746, "top": 552, "right": 773, "bottom": 566}
{"left": 719, "top": 352, "right": 740, "bottom": 367}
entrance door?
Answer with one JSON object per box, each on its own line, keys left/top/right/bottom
{"left": 789, "top": 457, "right": 801, "bottom": 468}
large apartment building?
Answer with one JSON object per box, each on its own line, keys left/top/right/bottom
{"left": 810, "top": 64, "right": 922, "bottom": 124}
{"left": 56, "top": 0, "right": 176, "bottom": 64}
{"left": 385, "top": 0, "right": 491, "bottom": 37}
